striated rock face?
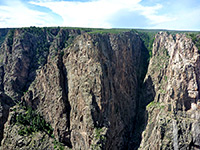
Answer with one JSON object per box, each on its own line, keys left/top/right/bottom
{"left": 1, "top": 27, "right": 200, "bottom": 150}
{"left": 22, "top": 32, "right": 147, "bottom": 149}
{"left": 62, "top": 33, "right": 147, "bottom": 149}
{"left": 148, "top": 32, "right": 200, "bottom": 111}
{"left": 1, "top": 29, "right": 47, "bottom": 100}
{"left": 0, "top": 27, "right": 82, "bottom": 148}
{"left": 0, "top": 28, "right": 149, "bottom": 150}
{"left": 22, "top": 54, "right": 72, "bottom": 147}
{"left": 139, "top": 32, "right": 200, "bottom": 149}
{"left": 0, "top": 28, "right": 81, "bottom": 101}
{"left": 0, "top": 29, "right": 9, "bottom": 46}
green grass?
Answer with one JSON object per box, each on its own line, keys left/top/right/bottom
{"left": 87, "top": 28, "right": 132, "bottom": 34}
{"left": 164, "top": 76, "right": 168, "bottom": 82}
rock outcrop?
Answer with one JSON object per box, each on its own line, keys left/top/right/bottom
{"left": 1, "top": 105, "right": 56, "bottom": 150}
{"left": 0, "top": 27, "right": 82, "bottom": 148}
{"left": 139, "top": 32, "right": 200, "bottom": 149}
{"left": 0, "top": 29, "right": 9, "bottom": 46}
{"left": 0, "top": 92, "right": 14, "bottom": 146}
{"left": 22, "top": 32, "right": 148, "bottom": 149}
{"left": 0, "top": 27, "right": 200, "bottom": 150}
{"left": 62, "top": 33, "right": 147, "bottom": 149}
{"left": 0, "top": 28, "right": 149, "bottom": 150}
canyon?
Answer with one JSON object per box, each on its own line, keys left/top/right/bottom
{"left": 0, "top": 27, "right": 199, "bottom": 150}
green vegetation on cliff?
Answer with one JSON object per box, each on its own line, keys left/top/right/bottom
{"left": 7, "top": 29, "right": 14, "bottom": 48}
{"left": 13, "top": 106, "right": 53, "bottom": 136}
{"left": 1, "top": 27, "right": 200, "bottom": 150}
{"left": 11, "top": 105, "right": 65, "bottom": 150}
{"left": 0, "top": 28, "right": 10, "bottom": 46}
{"left": 137, "top": 31, "right": 156, "bottom": 58}
{"left": 187, "top": 33, "right": 200, "bottom": 51}
{"left": 91, "top": 127, "right": 107, "bottom": 150}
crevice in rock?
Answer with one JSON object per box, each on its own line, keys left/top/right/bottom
{"left": 128, "top": 40, "right": 155, "bottom": 150}
{"left": 0, "top": 105, "right": 9, "bottom": 146}
{"left": 189, "top": 140, "right": 200, "bottom": 149}
{"left": 58, "top": 53, "right": 72, "bottom": 148}
{"left": 91, "top": 90, "right": 102, "bottom": 128}
{"left": 23, "top": 30, "right": 51, "bottom": 95}
{"left": 2, "top": 28, "right": 52, "bottom": 102}
{"left": 6, "top": 29, "right": 14, "bottom": 54}
{"left": 0, "top": 93, "right": 14, "bottom": 145}
{"left": 0, "top": 66, "right": 5, "bottom": 92}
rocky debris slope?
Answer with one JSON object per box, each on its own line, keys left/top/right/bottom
{"left": 139, "top": 32, "right": 200, "bottom": 149}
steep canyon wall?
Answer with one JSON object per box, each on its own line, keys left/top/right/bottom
{"left": 0, "top": 28, "right": 200, "bottom": 150}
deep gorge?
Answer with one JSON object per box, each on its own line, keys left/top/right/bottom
{"left": 0, "top": 27, "right": 200, "bottom": 150}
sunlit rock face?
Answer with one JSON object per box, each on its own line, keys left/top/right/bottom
{"left": 0, "top": 28, "right": 148, "bottom": 150}
{"left": 1, "top": 27, "right": 200, "bottom": 150}
{"left": 139, "top": 32, "right": 200, "bottom": 150}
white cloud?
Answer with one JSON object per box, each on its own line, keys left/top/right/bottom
{"left": 30, "top": 0, "right": 174, "bottom": 28}
{"left": 3, "top": 0, "right": 193, "bottom": 30}
{"left": 151, "top": 2, "right": 200, "bottom": 30}
{"left": 0, "top": 0, "right": 58, "bottom": 28}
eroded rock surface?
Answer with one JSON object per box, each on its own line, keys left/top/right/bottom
{"left": 22, "top": 32, "right": 147, "bottom": 149}
{"left": 1, "top": 106, "right": 56, "bottom": 150}
{"left": 1, "top": 28, "right": 200, "bottom": 150}
{"left": 0, "top": 28, "right": 148, "bottom": 150}
{"left": 63, "top": 33, "right": 147, "bottom": 149}
{"left": 139, "top": 32, "right": 200, "bottom": 150}
{"left": 0, "top": 92, "right": 14, "bottom": 145}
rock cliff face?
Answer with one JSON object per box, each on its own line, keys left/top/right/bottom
{"left": 61, "top": 33, "right": 147, "bottom": 149}
{"left": 22, "top": 32, "right": 147, "bottom": 149}
{"left": 0, "top": 28, "right": 148, "bottom": 150}
{"left": 139, "top": 32, "right": 200, "bottom": 149}
{"left": 0, "top": 27, "right": 200, "bottom": 150}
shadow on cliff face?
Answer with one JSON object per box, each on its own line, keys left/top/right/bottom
{"left": 59, "top": 56, "right": 72, "bottom": 148}
{"left": 90, "top": 33, "right": 155, "bottom": 150}
{"left": 129, "top": 76, "right": 156, "bottom": 150}
{"left": 91, "top": 90, "right": 102, "bottom": 127}
{"left": 21, "top": 53, "right": 73, "bottom": 148}
{"left": 128, "top": 45, "right": 156, "bottom": 149}
{"left": 0, "top": 92, "right": 14, "bottom": 145}
{"left": 0, "top": 28, "right": 51, "bottom": 102}
{"left": 142, "top": 76, "right": 156, "bottom": 107}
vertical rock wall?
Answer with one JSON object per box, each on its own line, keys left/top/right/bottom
{"left": 139, "top": 32, "right": 200, "bottom": 150}
{"left": 1, "top": 28, "right": 200, "bottom": 150}
{"left": 0, "top": 28, "right": 148, "bottom": 150}
{"left": 62, "top": 33, "right": 146, "bottom": 149}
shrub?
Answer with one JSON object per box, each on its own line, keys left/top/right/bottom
{"left": 15, "top": 107, "right": 53, "bottom": 136}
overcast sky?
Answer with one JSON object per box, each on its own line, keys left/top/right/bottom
{"left": 0, "top": 0, "right": 200, "bottom": 30}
